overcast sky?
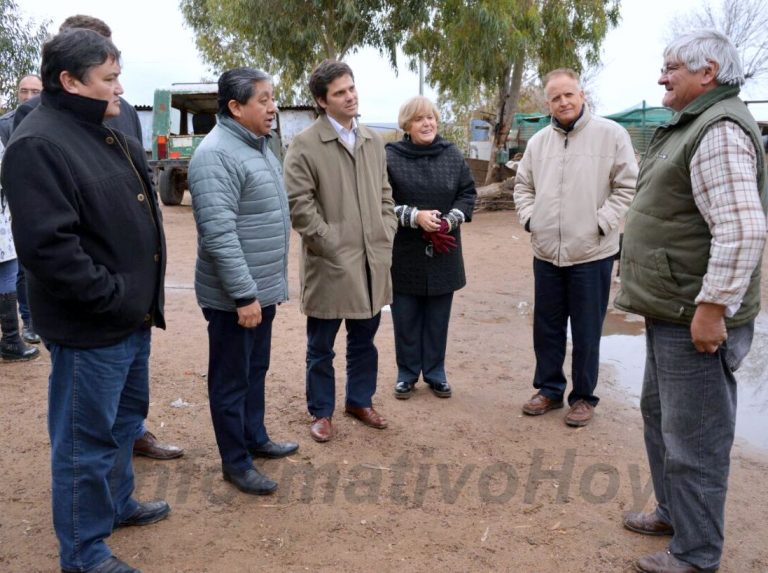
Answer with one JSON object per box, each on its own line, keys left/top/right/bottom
{"left": 15, "top": 0, "right": 768, "bottom": 121}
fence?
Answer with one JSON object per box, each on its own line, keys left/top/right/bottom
{"left": 508, "top": 104, "right": 674, "bottom": 157}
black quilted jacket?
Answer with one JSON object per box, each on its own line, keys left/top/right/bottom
{"left": 385, "top": 135, "right": 476, "bottom": 296}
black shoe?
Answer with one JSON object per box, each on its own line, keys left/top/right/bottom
{"left": 22, "top": 326, "right": 41, "bottom": 344}
{"left": 118, "top": 500, "right": 170, "bottom": 527}
{"left": 394, "top": 381, "right": 415, "bottom": 399}
{"left": 0, "top": 293, "right": 40, "bottom": 362}
{"left": 250, "top": 440, "right": 299, "bottom": 459}
{"left": 62, "top": 556, "right": 141, "bottom": 573}
{"left": 428, "top": 381, "right": 452, "bottom": 398}
{"left": 0, "top": 339, "right": 39, "bottom": 361}
{"left": 223, "top": 466, "right": 278, "bottom": 495}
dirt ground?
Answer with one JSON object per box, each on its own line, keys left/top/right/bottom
{"left": 2, "top": 205, "right": 768, "bottom": 573}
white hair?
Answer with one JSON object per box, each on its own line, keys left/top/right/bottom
{"left": 664, "top": 29, "right": 745, "bottom": 86}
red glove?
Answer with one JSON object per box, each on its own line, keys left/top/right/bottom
{"left": 422, "top": 220, "right": 457, "bottom": 254}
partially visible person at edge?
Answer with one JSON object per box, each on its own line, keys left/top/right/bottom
{"left": 0, "top": 74, "right": 43, "bottom": 348}
{"left": 513, "top": 68, "right": 637, "bottom": 427}
{"left": 385, "top": 95, "right": 476, "bottom": 400}
{"left": 284, "top": 59, "right": 397, "bottom": 443}
{"left": 11, "top": 13, "right": 184, "bottom": 462}
{"left": 0, "top": 74, "right": 42, "bottom": 144}
{"left": 616, "top": 29, "right": 767, "bottom": 573}
{"left": 0, "top": 139, "right": 39, "bottom": 362}
{"left": 1, "top": 29, "right": 171, "bottom": 573}
{"left": 189, "top": 67, "right": 298, "bottom": 497}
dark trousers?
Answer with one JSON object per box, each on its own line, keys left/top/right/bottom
{"left": 532, "top": 256, "right": 613, "bottom": 406}
{"left": 306, "top": 314, "right": 381, "bottom": 418}
{"left": 203, "top": 305, "right": 275, "bottom": 473}
{"left": 16, "top": 264, "right": 31, "bottom": 327}
{"left": 391, "top": 291, "right": 454, "bottom": 386}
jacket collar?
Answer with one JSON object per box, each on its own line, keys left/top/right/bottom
{"left": 667, "top": 84, "right": 741, "bottom": 128}
{"left": 217, "top": 114, "right": 270, "bottom": 152}
{"left": 41, "top": 90, "right": 109, "bottom": 125}
{"left": 317, "top": 114, "right": 371, "bottom": 144}
{"left": 386, "top": 134, "right": 451, "bottom": 158}
{"left": 551, "top": 104, "right": 590, "bottom": 135}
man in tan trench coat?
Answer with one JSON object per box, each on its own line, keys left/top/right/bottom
{"left": 284, "top": 60, "right": 397, "bottom": 443}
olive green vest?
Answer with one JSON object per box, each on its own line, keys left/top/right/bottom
{"left": 615, "top": 85, "right": 767, "bottom": 326}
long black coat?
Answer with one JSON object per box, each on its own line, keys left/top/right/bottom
{"left": 386, "top": 136, "right": 476, "bottom": 296}
{"left": 1, "top": 91, "right": 166, "bottom": 348}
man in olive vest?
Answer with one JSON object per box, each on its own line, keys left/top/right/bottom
{"left": 616, "top": 30, "right": 767, "bottom": 573}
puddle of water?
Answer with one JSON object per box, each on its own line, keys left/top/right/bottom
{"left": 601, "top": 311, "right": 768, "bottom": 452}
{"left": 602, "top": 309, "right": 645, "bottom": 336}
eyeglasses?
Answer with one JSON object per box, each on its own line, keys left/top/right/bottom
{"left": 660, "top": 63, "right": 683, "bottom": 75}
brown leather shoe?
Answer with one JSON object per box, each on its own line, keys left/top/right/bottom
{"left": 634, "top": 550, "right": 701, "bottom": 572}
{"left": 344, "top": 405, "right": 388, "bottom": 429}
{"left": 564, "top": 399, "right": 594, "bottom": 427}
{"left": 623, "top": 511, "right": 674, "bottom": 536}
{"left": 310, "top": 417, "right": 332, "bottom": 443}
{"left": 133, "top": 430, "right": 184, "bottom": 460}
{"left": 522, "top": 392, "right": 564, "bottom": 416}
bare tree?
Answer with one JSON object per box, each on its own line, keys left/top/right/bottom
{"left": 669, "top": 0, "right": 768, "bottom": 83}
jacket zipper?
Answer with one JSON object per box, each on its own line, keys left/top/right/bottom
{"left": 557, "top": 132, "right": 569, "bottom": 265}
{"left": 262, "top": 146, "right": 291, "bottom": 300}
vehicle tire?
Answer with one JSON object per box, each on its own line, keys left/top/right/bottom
{"left": 158, "top": 168, "right": 186, "bottom": 206}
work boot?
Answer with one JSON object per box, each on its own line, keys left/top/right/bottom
{"left": 0, "top": 292, "right": 40, "bottom": 362}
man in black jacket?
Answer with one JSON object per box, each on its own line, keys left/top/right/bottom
{"left": 12, "top": 14, "right": 185, "bottom": 463}
{"left": 1, "top": 29, "right": 169, "bottom": 573}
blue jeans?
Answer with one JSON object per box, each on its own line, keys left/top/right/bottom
{"left": 0, "top": 258, "right": 18, "bottom": 293}
{"left": 391, "top": 291, "right": 453, "bottom": 386}
{"left": 532, "top": 256, "right": 613, "bottom": 406}
{"left": 641, "top": 318, "right": 753, "bottom": 570}
{"left": 306, "top": 314, "right": 381, "bottom": 418}
{"left": 203, "top": 305, "right": 275, "bottom": 473}
{"left": 48, "top": 328, "right": 150, "bottom": 571}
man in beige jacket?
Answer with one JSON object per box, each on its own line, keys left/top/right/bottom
{"left": 514, "top": 68, "right": 637, "bottom": 427}
{"left": 284, "top": 60, "right": 397, "bottom": 443}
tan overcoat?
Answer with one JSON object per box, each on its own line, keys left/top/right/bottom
{"left": 284, "top": 116, "right": 397, "bottom": 319}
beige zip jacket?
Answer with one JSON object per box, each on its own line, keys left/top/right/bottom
{"left": 514, "top": 105, "right": 638, "bottom": 267}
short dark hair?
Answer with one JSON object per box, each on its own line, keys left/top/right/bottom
{"left": 41, "top": 29, "right": 121, "bottom": 94}
{"left": 217, "top": 67, "right": 271, "bottom": 117}
{"left": 59, "top": 14, "right": 112, "bottom": 37}
{"left": 308, "top": 60, "right": 354, "bottom": 115}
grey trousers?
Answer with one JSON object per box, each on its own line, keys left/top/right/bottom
{"left": 641, "top": 317, "right": 754, "bottom": 571}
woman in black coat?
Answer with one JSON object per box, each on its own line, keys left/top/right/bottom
{"left": 386, "top": 96, "right": 476, "bottom": 399}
